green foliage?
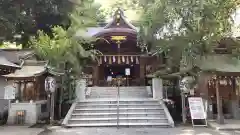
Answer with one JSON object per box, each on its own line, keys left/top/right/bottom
{"left": 138, "top": 0, "right": 240, "bottom": 71}
{"left": 0, "top": 0, "right": 73, "bottom": 46}
{"left": 30, "top": 0, "right": 101, "bottom": 103}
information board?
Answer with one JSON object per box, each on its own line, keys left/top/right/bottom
{"left": 4, "top": 85, "right": 16, "bottom": 99}
{"left": 188, "top": 97, "right": 207, "bottom": 126}
{"left": 125, "top": 68, "right": 130, "bottom": 76}
{"left": 188, "top": 97, "right": 205, "bottom": 119}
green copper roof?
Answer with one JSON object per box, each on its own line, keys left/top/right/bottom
{"left": 196, "top": 55, "right": 240, "bottom": 73}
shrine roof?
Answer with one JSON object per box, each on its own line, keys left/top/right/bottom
{"left": 76, "top": 8, "right": 139, "bottom": 38}
{"left": 76, "top": 27, "right": 140, "bottom": 38}
{"left": 196, "top": 55, "right": 240, "bottom": 73}
{"left": 0, "top": 57, "right": 21, "bottom": 69}
{"left": 3, "top": 60, "right": 48, "bottom": 79}
{"left": 0, "top": 49, "right": 34, "bottom": 64}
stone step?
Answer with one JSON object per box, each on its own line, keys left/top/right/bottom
{"left": 71, "top": 113, "right": 165, "bottom": 118}
{"left": 78, "top": 100, "right": 159, "bottom": 104}
{"left": 70, "top": 117, "right": 167, "bottom": 121}
{"left": 73, "top": 108, "right": 164, "bottom": 113}
{"left": 74, "top": 108, "right": 164, "bottom": 111}
{"left": 77, "top": 103, "right": 159, "bottom": 107}
{"left": 89, "top": 88, "right": 149, "bottom": 98}
{"left": 76, "top": 104, "right": 161, "bottom": 108}
{"left": 62, "top": 100, "right": 172, "bottom": 127}
{"left": 66, "top": 122, "right": 170, "bottom": 127}
{"left": 68, "top": 117, "right": 168, "bottom": 124}
{"left": 72, "top": 112, "right": 165, "bottom": 115}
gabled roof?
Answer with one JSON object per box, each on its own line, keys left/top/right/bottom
{"left": 0, "top": 57, "right": 21, "bottom": 68}
{"left": 76, "top": 8, "right": 138, "bottom": 38}
{"left": 0, "top": 49, "right": 34, "bottom": 64}
{"left": 104, "top": 8, "right": 137, "bottom": 30}
{"left": 3, "top": 60, "right": 48, "bottom": 79}
{"left": 196, "top": 55, "right": 240, "bottom": 73}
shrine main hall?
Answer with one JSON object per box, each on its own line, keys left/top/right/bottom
{"left": 79, "top": 9, "right": 163, "bottom": 87}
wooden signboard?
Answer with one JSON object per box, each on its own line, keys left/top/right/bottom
{"left": 188, "top": 97, "right": 207, "bottom": 127}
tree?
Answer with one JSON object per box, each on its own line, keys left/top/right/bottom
{"left": 138, "top": 0, "right": 240, "bottom": 72}
{"left": 30, "top": 0, "right": 100, "bottom": 104}
{"left": 0, "top": 0, "right": 73, "bottom": 46}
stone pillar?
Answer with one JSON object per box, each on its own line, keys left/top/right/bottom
{"left": 234, "top": 81, "right": 240, "bottom": 119}
{"left": 231, "top": 100, "right": 239, "bottom": 119}
{"left": 216, "top": 81, "right": 224, "bottom": 124}
{"left": 208, "top": 99, "right": 214, "bottom": 119}
{"left": 75, "top": 79, "right": 86, "bottom": 101}
{"left": 152, "top": 78, "right": 163, "bottom": 99}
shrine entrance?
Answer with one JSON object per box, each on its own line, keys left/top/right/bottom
{"left": 104, "top": 65, "right": 134, "bottom": 86}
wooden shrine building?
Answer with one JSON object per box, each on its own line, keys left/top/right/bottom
{"left": 80, "top": 8, "right": 163, "bottom": 86}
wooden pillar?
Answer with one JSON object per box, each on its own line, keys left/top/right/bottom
{"left": 23, "top": 82, "right": 27, "bottom": 101}
{"left": 140, "top": 57, "right": 145, "bottom": 86}
{"left": 93, "top": 65, "right": 99, "bottom": 86}
{"left": 35, "top": 79, "right": 39, "bottom": 100}
{"left": 18, "top": 82, "right": 22, "bottom": 101}
{"left": 216, "top": 80, "right": 224, "bottom": 124}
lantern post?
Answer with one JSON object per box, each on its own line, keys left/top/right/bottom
{"left": 45, "top": 76, "right": 56, "bottom": 125}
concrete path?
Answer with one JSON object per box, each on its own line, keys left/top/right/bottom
{"left": 208, "top": 119, "right": 240, "bottom": 130}
{"left": 0, "top": 126, "right": 43, "bottom": 135}
{"left": 38, "top": 126, "right": 240, "bottom": 135}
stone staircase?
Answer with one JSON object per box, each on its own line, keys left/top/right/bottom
{"left": 88, "top": 87, "right": 151, "bottom": 98}
{"left": 62, "top": 99, "right": 174, "bottom": 127}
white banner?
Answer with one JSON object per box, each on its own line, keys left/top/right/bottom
{"left": 188, "top": 97, "right": 206, "bottom": 119}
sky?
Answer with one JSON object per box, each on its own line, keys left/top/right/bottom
{"left": 233, "top": 9, "right": 240, "bottom": 37}
{"left": 94, "top": 0, "right": 140, "bottom": 22}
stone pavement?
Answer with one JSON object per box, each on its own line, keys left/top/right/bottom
{"left": 38, "top": 126, "right": 240, "bottom": 135}
{"left": 0, "top": 126, "right": 44, "bottom": 135}
{"left": 208, "top": 119, "right": 240, "bottom": 130}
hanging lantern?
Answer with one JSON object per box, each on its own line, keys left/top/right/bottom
{"left": 118, "top": 56, "right": 121, "bottom": 64}
{"left": 113, "top": 56, "right": 116, "bottom": 63}
{"left": 229, "top": 79, "right": 232, "bottom": 86}
{"left": 109, "top": 56, "right": 112, "bottom": 64}
{"left": 126, "top": 56, "right": 129, "bottom": 64}
{"left": 136, "top": 57, "right": 139, "bottom": 64}
{"left": 208, "top": 80, "right": 211, "bottom": 86}
{"left": 99, "top": 56, "right": 102, "bottom": 65}
{"left": 236, "top": 79, "right": 240, "bottom": 86}
{"left": 219, "top": 79, "right": 227, "bottom": 86}
{"left": 104, "top": 56, "right": 107, "bottom": 62}
{"left": 122, "top": 56, "right": 125, "bottom": 63}
{"left": 131, "top": 56, "right": 134, "bottom": 62}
